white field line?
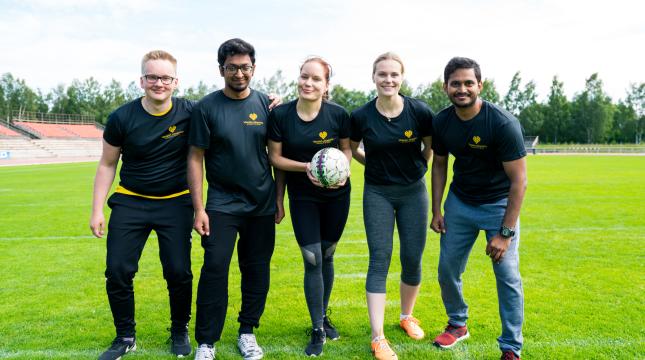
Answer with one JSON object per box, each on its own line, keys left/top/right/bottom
{"left": 0, "top": 338, "right": 639, "bottom": 358}
{"left": 2, "top": 225, "right": 642, "bottom": 242}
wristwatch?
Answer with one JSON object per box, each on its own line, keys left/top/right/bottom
{"left": 499, "top": 225, "right": 515, "bottom": 238}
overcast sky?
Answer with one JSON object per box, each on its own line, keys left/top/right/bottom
{"left": 1, "top": 0, "right": 643, "bottom": 102}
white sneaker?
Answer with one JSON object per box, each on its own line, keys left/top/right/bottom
{"left": 194, "top": 344, "right": 215, "bottom": 360}
{"left": 237, "top": 334, "right": 264, "bottom": 360}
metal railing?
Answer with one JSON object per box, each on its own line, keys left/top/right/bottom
{"left": 11, "top": 110, "right": 96, "bottom": 124}
{"left": 530, "top": 147, "right": 645, "bottom": 154}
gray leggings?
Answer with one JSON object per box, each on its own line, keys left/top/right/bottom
{"left": 364, "top": 178, "right": 428, "bottom": 293}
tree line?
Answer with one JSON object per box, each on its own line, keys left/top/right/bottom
{"left": 1, "top": 71, "right": 643, "bottom": 144}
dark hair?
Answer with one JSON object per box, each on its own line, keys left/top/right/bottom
{"left": 443, "top": 57, "right": 481, "bottom": 83}
{"left": 217, "top": 38, "right": 255, "bottom": 66}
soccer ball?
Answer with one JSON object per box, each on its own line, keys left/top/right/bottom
{"left": 310, "top": 147, "right": 350, "bottom": 188}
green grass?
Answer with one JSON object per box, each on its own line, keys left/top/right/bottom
{"left": 0, "top": 156, "right": 644, "bottom": 359}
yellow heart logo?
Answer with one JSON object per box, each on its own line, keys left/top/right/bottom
{"left": 169, "top": 125, "right": 176, "bottom": 133}
{"left": 249, "top": 113, "right": 258, "bottom": 120}
{"left": 319, "top": 131, "right": 328, "bottom": 139}
{"left": 404, "top": 130, "right": 413, "bottom": 138}
{"left": 473, "top": 136, "right": 481, "bottom": 144}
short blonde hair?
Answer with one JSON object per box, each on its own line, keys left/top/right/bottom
{"left": 141, "top": 50, "right": 177, "bottom": 74}
{"left": 372, "top": 52, "right": 405, "bottom": 75}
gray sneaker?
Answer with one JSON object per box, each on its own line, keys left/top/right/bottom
{"left": 237, "top": 334, "right": 264, "bottom": 360}
{"left": 194, "top": 344, "right": 215, "bottom": 360}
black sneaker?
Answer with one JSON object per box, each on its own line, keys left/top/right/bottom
{"left": 98, "top": 337, "right": 136, "bottom": 360}
{"left": 323, "top": 315, "right": 340, "bottom": 340}
{"left": 169, "top": 327, "right": 192, "bottom": 357}
{"left": 305, "top": 328, "right": 326, "bottom": 357}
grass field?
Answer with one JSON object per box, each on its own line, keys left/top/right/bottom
{"left": 0, "top": 156, "right": 644, "bottom": 359}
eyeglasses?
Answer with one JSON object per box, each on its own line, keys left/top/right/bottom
{"left": 222, "top": 64, "right": 254, "bottom": 74}
{"left": 143, "top": 74, "right": 175, "bottom": 85}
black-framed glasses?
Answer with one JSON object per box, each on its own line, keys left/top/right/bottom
{"left": 222, "top": 64, "right": 254, "bottom": 74}
{"left": 143, "top": 74, "right": 175, "bottom": 85}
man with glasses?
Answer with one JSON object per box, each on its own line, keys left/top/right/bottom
{"left": 91, "top": 50, "right": 194, "bottom": 359}
{"left": 188, "top": 38, "right": 282, "bottom": 360}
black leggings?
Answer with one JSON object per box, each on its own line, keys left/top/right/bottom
{"left": 195, "top": 212, "right": 275, "bottom": 345}
{"left": 105, "top": 193, "right": 193, "bottom": 338}
{"left": 289, "top": 194, "right": 350, "bottom": 328}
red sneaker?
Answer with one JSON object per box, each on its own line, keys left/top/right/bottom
{"left": 501, "top": 350, "right": 520, "bottom": 359}
{"left": 433, "top": 324, "right": 469, "bottom": 349}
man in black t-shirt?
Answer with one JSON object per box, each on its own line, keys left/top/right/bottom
{"left": 90, "top": 50, "right": 193, "bottom": 360}
{"left": 188, "top": 38, "right": 280, "bottom": 360}
{"left": 430, "top": 57, "right": 527, "bottom": 360}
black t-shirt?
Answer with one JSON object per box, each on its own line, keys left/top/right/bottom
{"left": 103, "top": 97, "right": 193, "bottom": 196}
{"left": 432, "top": 100, "right": 526, "bottom": 204}
{"left": 189, "top": 89, "right": 276, "bottom": 216}
{"left": 267, "top": 100, "right": 351, "bottom": 202}
{"left": 350, "top": 95, "right": 434, "bottom": 186}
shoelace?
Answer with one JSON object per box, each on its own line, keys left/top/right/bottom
{"left": 239, "top": 335, "right": 261, "bottom": 354}
{"left": 445, "top": 324, "right": 462, "bottom": 335}
{"left": 374, "top": 339, "right": 391, "bottom": 351}
{"left": 305, "top": 328, "right": 325, "bottom": 341}
{"left": 197, "top": 345, "right": 214, "bottom": 358}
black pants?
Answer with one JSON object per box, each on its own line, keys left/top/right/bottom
{"left": 105, "top": 193, "right": 193, "bottom": 338}
{"left": 289, "top": 195, "right": 351, "bottom": 247}
{"left": 289, "top": 194, "right": 350, "bottom": 328}
{"left": 195, "top": 211, "right": 275, "bottom": 345}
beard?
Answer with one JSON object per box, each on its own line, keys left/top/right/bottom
{"left": 226, "top": 79, "right": 249, "bottom": 93}
{"left": 450, "top": 93, "right": 478, "bottom": 108}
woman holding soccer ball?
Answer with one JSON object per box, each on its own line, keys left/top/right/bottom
{"left": 267, "top": 56, "right": 352, "bottom": 357}
{"left": 349, "top": 52, "right": 434, "bottom": 360}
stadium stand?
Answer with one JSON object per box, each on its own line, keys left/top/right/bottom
{"left": 1, "top": 111, "right": 104, "bottom": 162}
{"left": 0, "top": 138, "right": 102, "bottom": 160}
{"left": 11, "top": 110, "right": 102, "bottom": 139}
{"left": 59, "top": 124, "right": 103, "bottom": 138}
{"left": 0, "top": 123, "right": 22, "bottom": 137}
{"left": 524, "top": 136, "right": 539, "bottom": 154}
{"left": 15, "top": 121, "right": 76, "bottom": 138}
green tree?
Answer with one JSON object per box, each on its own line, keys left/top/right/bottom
{"left": 124, "top": 81, "right": 143, "bottom": 102}
{"left": 571, "top": 73, "right": 614, "bottom": 143}
{"left": 1, "top": 73, "right": 48, "bottom": 117}
{"left": 96, "top": 80, "right": 127, "bottom": 124}
{"left": 414, "top": 79, "right": 450, "bottom": 112}
{"left": 625, "top": 82, "right": 644, "bottom": 143}
{"left": 329, "top": 85, "right": 371, "bottom": 113}
{"left": 399, "top": 80, "right": 413, "bottom": 97}
{"left": 0, "top": 77, "right": 6, "bottom": 120}
{"left": 182, "top": 81, "right": 217, "bottom": 101}
{"left": 502, "top": 72, "right": 537, "bottom": 117}
{"left": 542, "top": 76, "right": 570, "bottom": 143}
{"left": 519, "top": 103, "right": 546, "bottom": 135}
{"left": 610, "top": 102, "right": 637, "bottom": 143}
{"left": 480, "top": 78, "right": 500, "bottom": 104}
{"left": 251, "top": 70, "right": 297, "bottom": 102}
{"left": 503, "top": 72, "right": 523, "bottom": 116}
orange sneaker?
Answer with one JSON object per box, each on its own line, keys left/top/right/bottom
{"left": 399, "top": 316, "right": 425, "bottom": 340}
{"left": 371, "top": 338, "right": 398, "bottom": 360}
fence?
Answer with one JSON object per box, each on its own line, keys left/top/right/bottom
{"left": 11, "top": 110, "right": 95, "bottom": 124}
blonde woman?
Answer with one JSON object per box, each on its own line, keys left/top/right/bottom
{"left": 349, "top": 52, "right": 434, "bottom": 360}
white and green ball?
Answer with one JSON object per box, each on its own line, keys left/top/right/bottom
{"left": 310, "top": 147, "right": 350, "bottom": 188}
